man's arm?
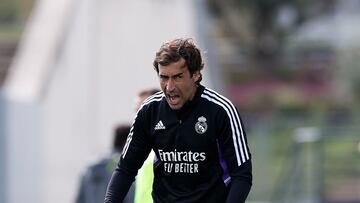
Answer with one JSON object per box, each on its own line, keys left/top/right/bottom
{"left": 216, "top": 104, "right": 252, "bottom": 203}
{"left": 104, "top": 169, "right": 135, "bottom": 203}
{"left": 104, "top": 108, "right": 152, "bottom": 202}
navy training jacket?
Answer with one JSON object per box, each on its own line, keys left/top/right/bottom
{"left": 105, "top": 85, "right": 252, "bottom": 203}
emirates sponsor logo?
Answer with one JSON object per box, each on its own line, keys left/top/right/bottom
{"left": 158, "top": 149, "right": 206, "bottom": 174}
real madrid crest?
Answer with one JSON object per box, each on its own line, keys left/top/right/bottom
{"left": 195, "top": 116, "right": 208, "bottom": 134}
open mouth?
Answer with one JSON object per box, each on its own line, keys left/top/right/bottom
{"left": 167, "top": 95, "right": 180, "bottom": 106}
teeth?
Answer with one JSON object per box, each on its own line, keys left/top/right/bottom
{"left": 169, "top": 95, "right": 177, "bottom": 101}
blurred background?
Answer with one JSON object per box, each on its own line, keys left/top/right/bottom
{"left": 0, "top": 0, "right": 359, "bottom": 203}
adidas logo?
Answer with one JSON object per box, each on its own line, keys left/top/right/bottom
{"left": 154, "top": 120, "right": 166, "bottom": 130}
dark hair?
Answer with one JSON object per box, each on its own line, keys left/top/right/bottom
{"left": 113, "top": 124, "right": 131, "bottom": 151}
{"left": 153, "top": 38, "right": 204, "bottom": 84}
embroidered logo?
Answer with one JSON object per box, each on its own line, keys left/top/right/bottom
{"left": 195, "top": 116, "right": 207, "bottom": 134}
{"left": 154, "top": 120, "right": 166, "bottom": 130}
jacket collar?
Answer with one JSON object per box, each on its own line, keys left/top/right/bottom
{"left": 174, "top": 84, "right": 204, "bottom": 118}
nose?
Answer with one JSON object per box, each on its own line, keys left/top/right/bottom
{"left": 166, "top": 78, "right": 175, "bottom": 92}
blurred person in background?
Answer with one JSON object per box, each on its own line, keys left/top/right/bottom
{"left": 75, "top": 124, "right": 135, "bottom": 203}
{"left": 134, "top": 88, "right": 160, "bottom": 112}
{"left": 105, "top": 38, "right": 252, "bottom": 203}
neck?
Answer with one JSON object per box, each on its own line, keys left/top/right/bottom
{"left": 189, "top": 84, "right": 199, "bottom": 101}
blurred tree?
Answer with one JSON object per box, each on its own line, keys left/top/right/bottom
{"left": 0, "top": 0, "right": 18, "bottom": 24}
{"left": 206, "top": 0, "right": 337, "bottom": 70}
{"left": 0, "top": 0, "right": 35, "bottom": 25}
{"left": 0, "top": 0, "right": 35, "bottom": 86}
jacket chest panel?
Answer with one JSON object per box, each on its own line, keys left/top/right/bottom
{"left": 152, "top": 112, "right": 215, "bottom": 153}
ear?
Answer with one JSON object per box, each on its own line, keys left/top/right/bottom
{"left": 192, "top": 71, "right": 201, "bottom": 81}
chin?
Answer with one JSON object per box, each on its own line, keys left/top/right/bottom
{"left": 169, "top": 104, "right": 182, "bottom": 110}
{"left": 170, "top": 106, "right": 181, "bottom": 110}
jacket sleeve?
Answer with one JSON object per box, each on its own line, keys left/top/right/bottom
{"left": 225, "top": 160, "right": 252, "bottom": 203}
{"left": 104, "top": 108, "right": 152, "bottom": 203}
{"left": 216, "top": 105, "right": 252, "bottom": 203}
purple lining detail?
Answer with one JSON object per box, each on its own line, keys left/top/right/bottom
{"left": 153, "top": 154, "right": 161, "bottom": 169}
{"left": 217, "top": 140, "right": 231, "bottom": 186}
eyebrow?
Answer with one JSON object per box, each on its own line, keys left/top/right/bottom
{"left": 159, "top": 72, "right": 183, "bottom": 79}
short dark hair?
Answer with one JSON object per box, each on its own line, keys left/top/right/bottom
{"left": 153, "top": 38, "right": 204, "bottom": 84}
{"left": 113, "top": 124, "right": 131, "bottom": 151}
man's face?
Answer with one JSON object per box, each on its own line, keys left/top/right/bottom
{"left": 158, "top": 58, "right": 200, "bottom": 110}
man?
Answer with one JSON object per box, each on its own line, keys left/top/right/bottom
{"left": 105, "top": 38, "right": 252, "bottom": 203}
{"left": 76, "top": 124, "right": 135, "bottom": 203}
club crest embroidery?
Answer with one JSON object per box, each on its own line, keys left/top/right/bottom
{"left": 195, "top": 116, "right": 208, "bottom": 134}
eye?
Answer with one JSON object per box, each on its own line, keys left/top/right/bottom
{"left": 159, "top": 75, "right": 168, "bottom": 82}
{"left": 174, "top": 74, "right": 183, "bottom": 81}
